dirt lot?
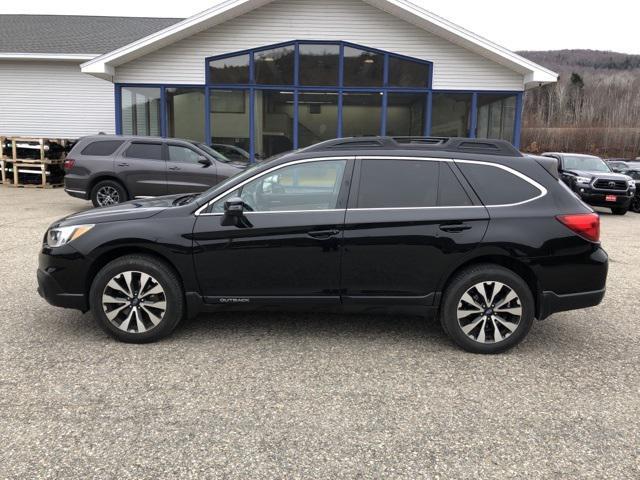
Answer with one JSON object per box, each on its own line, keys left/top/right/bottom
{"left": 0, "top": 188, "right": 638, "bottom": 479}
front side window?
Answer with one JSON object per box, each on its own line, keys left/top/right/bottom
{"left": 356, "top": 159, "right": 439, "bottom": 208}
{"left": 213, "top": 160, "right": 347, "bottom": 213}
{"left": 168, "top": 145, "right": 202, "bottom": 164}
{"left": 124, "top": 143, "right": 163, "bottom": 161}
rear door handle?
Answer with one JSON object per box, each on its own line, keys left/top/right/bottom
{"left": 307, "top": 229, "right": 340, "bottom": 239}
{"left": 117, "top": 162, "right": 130, "bottom": 167}
{"left": 168, "top": 166, "right": 181, "bottom": 171}
{"left": 439, "top": 223, "right": 472, "bottom": 233}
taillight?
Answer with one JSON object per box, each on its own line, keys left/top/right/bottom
{"left": 556, "top": 213, "right": 600, "bottom": 242}
{"left": 63, "top": 159, "right": 75, "bottom": 171}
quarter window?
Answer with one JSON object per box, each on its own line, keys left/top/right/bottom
{"left": 356, "top": 159, "right": 439, "bottom": 208}
{"left": 213, "top": 160, "right": 347, "bottom": 213}
{"left": 124, "top": 143, "right": 163, "bottom": 161}
{"left": 456, "top": 162, "right": 541, "bottom": 205}
{"left": 80, "top": 140, "right": 124, "bottom": 156}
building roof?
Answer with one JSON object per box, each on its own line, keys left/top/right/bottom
{"left": 0, "top": 15, "right": 182, "bottom": 59}
{"left": 80, "top": 0, "right": 557, "bottom": 88}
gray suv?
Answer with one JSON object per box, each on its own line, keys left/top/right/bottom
{"left": 63, "top": 135, "right": 246, "bottom": 207}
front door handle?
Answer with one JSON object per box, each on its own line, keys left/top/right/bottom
{"left": 168, "top": 166, "right": 181, "bottom": 171}
{"left": 439, "top": 223, "right": 472, "bottom": 233}
{"left": 117, "top": 162, "right": 130, "bottom": 167}
{"left": 307, "top": 229, "right": 340, "bottom": 239}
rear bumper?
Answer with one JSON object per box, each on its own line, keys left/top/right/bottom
{"left": 539, "top": 288, "right": 606, "bottom": 320}
{"left": 37, "top": 267, "right": 88, "bottom": 311}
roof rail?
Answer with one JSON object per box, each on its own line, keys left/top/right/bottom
{"left": 302, "top": 136, "right": 522, "bottom": 157}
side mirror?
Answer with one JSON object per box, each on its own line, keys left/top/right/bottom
{"left": 221, "top": 197, "right": 252, "bottom": 228}
{"left": 198, "top": 156, "right": 212, "bottom": 167}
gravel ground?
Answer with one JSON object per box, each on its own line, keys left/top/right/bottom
{"left": 0, "top": 188, "right": 638, "bottom": 479}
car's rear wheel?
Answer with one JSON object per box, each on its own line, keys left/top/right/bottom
{"left": 440, "top": 264, "right": 534, "bottom": 354}
{"left": 611, "top": 206, "right": 628, "bottom": 215}
{"left": 91, "top": 180, "right": 127, "bottom": 208}
{"left": 90, "top": 255, "right": 184, "bottom": 343}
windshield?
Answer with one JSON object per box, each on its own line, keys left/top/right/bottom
{"left": 195, "top": 143, "right": 231, "bottom": 162}
{"left": 563, "top": 155, "right": 611, "bottom": 173}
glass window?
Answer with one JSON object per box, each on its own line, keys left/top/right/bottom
{"left": 81, "top": 141, "right": 124, "bottom": 156}
{"left": 386, "top": 93, "right": 426, "bottom": 136}
{"left": 166, "top": 88, "right": 205, "bottom": 142}
{"left": 124, "top": 143, "right": 163, "bottom": 161}
{"left": 210, "top": 90, "right": 250, "bottom": 153}
{"left": 388, "top": 56, "right": 430, "bottom": 87}
{"left": 211, "top": 144, "right": 249, "bottom": 162}
{"left": 121, "top": 87, "right": 161, "bottom": 137}
{"left": 254, "top": 45, "right": 294, "bottom": 85}
{"left": 342, "top": 92, "right": 382, "bottom": 137}
{"left": 431, "top": 93, "right": 472, "bottom": 137}
{"left": 438, "top": 163, "right": 472, "bottom": 206}
{"left": 343, "top": 47, "right": 384, "bottom": 87}
{"left": 213, "top": 160, "right": 347, "bottom": 212}
{"left": 477, "top": 94, "right": 516, "bottom": 142}
{"left": 457, "top": 163, "right": 540, "bottom": 205}
{"left": 209, "top": 54, "right": 250, "bottom": 84}
{"left": 168, "top": 145, "right": 202, "bottom": 164}
{"left": 298, "top": 92, "right": 339, "bottom": 148}
{"left": 357, "top": 159, "right": 439, "bottom": 208}
{"left": 255, "top": 90, "right": 294, "bottom": 159}
{"left": 299, "top": 44, "right": 340, "bottom": 86}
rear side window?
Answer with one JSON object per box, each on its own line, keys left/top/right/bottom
{"left": 438, "top": 163, "right": 472, "bottom": 206}
{"left": 457, "top": 162, "right": 541, "bottom": 205}
{"left": 125, "top": 143, "right": 163, "bottom": 160}
{"left": 80, "top": 140, "right": 124, "bottom": 156}
{"left": 357, "top": 159, "right": 439, "bottom": 208}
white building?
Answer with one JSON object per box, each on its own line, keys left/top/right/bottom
{"left": 1, "top": 1, "right": 557, "bottom": 160}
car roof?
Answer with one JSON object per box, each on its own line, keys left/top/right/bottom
{"left": 79, "top": 134, "right": 194, "bottom": 143}
{"left": 543, "top": 152, "right": 602, "bottom": 159}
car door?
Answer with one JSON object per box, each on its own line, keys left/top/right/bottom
{"left": 115, "top": 141, "right": 167, "bottom": 197}
{"left": 192, "top": 157, "right": 354, "bottom": 302}
{"left": 341, "top": 157, "right": 489, "bottom": 305}
{"left": 166, "top": 143, "right": 219, "bottom": 194}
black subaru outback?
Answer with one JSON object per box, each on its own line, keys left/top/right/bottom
{"left": 38, "top": 137, "right": 608, "bottom": 354}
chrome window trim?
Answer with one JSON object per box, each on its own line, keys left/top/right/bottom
{"left": 195, "top": 156, "right": 354, "bottom": 216}
{"left": 194, "top": 155, "right": 548, "bottom": 216}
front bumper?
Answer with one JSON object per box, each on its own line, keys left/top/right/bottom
{"left": 575, "top": 188, "right": 633, "bottom": 208}
{"left": 37, "top": 267, "right": 88, "bottom": 311}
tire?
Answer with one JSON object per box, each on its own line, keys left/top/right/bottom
{"left": 440, "top": 264, "right": 535, "bottom": 354}
{"left": 631, "top": 196, "right": 640, "bottom": 214}
{"left": 611, "top": 207, "right": 628, "bottom": 216}
{"left": 89, "top": 255, "right": 184, "bottom": 343}
{"left": 91, "top": 180, "right": 128, "bottom": 208}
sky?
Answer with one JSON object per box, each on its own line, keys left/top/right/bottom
{"left": 1, "top": 0, "right": 639, "bottom": 54}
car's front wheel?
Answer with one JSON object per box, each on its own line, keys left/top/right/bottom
{"left": 630, "top": 196, "right": 640, "bottom": 213}
{"left": 611, "top": 206, "right": 628, "bottom": 216}
{"left": 440, "top": 264, "right": 535, "bottom": 354}
{"left": 90, "top": 255, "right": 184, "bottom": 343}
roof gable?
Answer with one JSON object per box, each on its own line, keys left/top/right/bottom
{"left": 80, "top": 0, "right": 557, "bottom": 87}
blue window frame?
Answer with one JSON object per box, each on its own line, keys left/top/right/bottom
{"left": 114, "top": 40, "right": 525, "bottom": 161}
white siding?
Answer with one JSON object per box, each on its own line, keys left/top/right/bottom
{"left": 0, "top": 60, "right": 115, "bottom": 138}
{"left": 115, "top": 0, "right": 524, "bottom": 91}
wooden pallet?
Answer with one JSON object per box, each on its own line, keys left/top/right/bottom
{"left": 1, "top": 137, "right": 68, "bottom": 188}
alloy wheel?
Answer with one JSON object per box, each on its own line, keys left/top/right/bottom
{"left": 96, "top": 186, "right": 120, "bottom": 206}
{"left": 102, "top": 271, "right": 167, "bottom": 333}
{"left": 457, "top": 281, "right": 522, "bottom": 344}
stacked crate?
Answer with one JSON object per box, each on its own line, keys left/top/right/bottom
{"left": 0, "top": 137, "right": 68, "bottom": 188}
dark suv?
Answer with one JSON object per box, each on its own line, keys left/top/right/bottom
{"left": 63, "top": 135, "right": 245, "bottom": 207}
{"left": 38, "top": 137, "right": 608, "bottom": 354}
{"left": 542, "top": 152, "right": 635, "bottom": 215}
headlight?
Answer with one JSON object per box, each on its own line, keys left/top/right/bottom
{"left": 575, "top": 176, "right": 592, "bottom": 184}
{"left": 46, "top": 224, "right": 94, "bottom": 248}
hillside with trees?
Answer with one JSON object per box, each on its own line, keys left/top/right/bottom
{"left": 518, "top": 50, "right": 640, "bottom": 158}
